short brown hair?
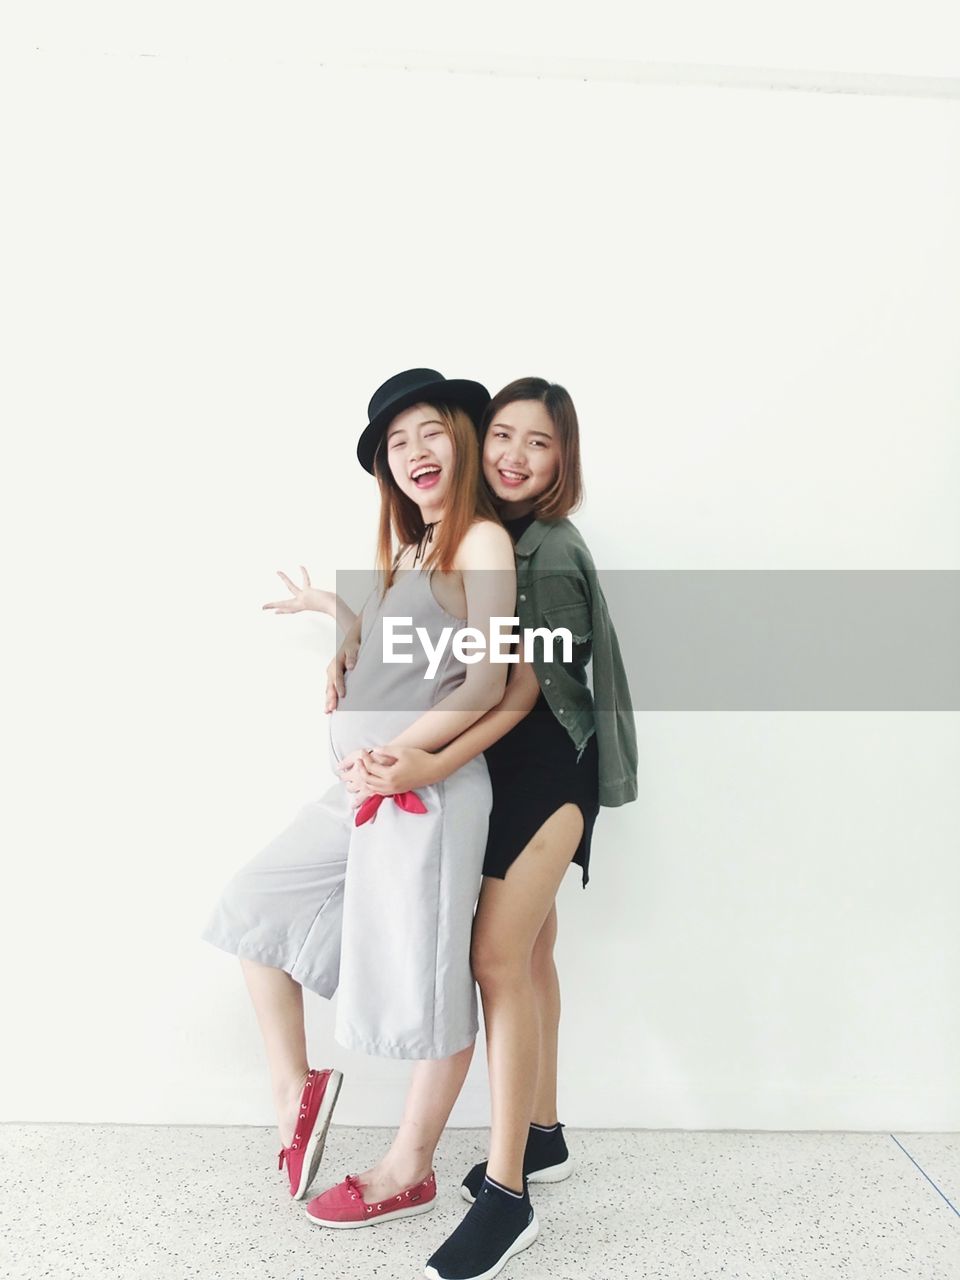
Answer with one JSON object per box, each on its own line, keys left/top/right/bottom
{"left": 481, "top": 377, "right": 584, "bottom": 520}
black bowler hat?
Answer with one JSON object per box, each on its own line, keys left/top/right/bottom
{"left": 357, "top": 368, "right": 491, "bottom": 474}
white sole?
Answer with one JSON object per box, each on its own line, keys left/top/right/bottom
{"left": 424, "top": 1213, "right": 539, "bottom": 1280}
{"left": 529, "top": 1155, "right": 573, "bottom": 1184}
{"left": 460, "top": 1158, "right": 573, "bottom": 1204}
{"left": 292, "top": 1069, "right": 344, "bottom": 1200}
{"left": 306, "top": 1199, "right": 435, "bottom": 1229}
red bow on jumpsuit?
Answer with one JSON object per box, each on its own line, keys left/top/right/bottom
{"left": 354, "top": 791, "right": 428, "bottom": 827}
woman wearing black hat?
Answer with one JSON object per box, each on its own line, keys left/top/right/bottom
{"left": 203, "top": 371, "right": 522, "bottom": 1228}
{"left": 349, "top": 377, "right": 638, "bottom": 1280}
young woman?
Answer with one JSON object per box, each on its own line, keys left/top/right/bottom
{"left": 346, "top": 377, "right": 638, "bottom": 1280}
{"left": 202, "top": 369, "right": 519, "bottom": 1227}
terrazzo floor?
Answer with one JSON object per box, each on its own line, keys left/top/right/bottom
{"left": 1, "top": 1124, "right": 958, "bottom": 1279}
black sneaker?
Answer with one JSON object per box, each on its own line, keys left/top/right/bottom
{"left": 460, "top": 1122, "right": 571, "bottom": 1203}
{"left": 425, "top": 1175, "right": 538, "bottom": 1280}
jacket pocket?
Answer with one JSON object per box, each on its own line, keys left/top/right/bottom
{"left": 542, "top": 600, "right": 593, "bottom": 644}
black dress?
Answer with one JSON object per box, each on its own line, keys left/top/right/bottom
{"left": 482, "top": 513, "right": 601, "bottom": 888}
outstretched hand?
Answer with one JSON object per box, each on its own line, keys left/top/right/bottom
{"left": 262, "top": 565, "right": 333, "bottom": 615}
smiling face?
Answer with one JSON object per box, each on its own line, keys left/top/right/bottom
{"left": 384, "top": 402, "right": 455, "bottom": 521}
{"left": 482, "top": 399, "right": 560, "bottom": 516}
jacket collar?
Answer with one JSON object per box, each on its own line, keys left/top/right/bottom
{"left": 513, "top": 518, "right": 554, "bottom": 559}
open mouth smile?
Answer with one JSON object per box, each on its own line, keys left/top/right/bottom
{"left": 411, "top": 465, "right": 442, "bottom": 489}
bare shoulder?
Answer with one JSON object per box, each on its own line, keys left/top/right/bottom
{"left": 454, "top": 518, "right": 515, "bottom": 570}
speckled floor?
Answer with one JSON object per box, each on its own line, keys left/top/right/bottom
{"left": 1, "top": 1125, "right": 957, "bottom": 1279}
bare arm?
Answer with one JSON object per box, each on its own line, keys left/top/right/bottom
{"left": 428, "top": 658, "right": 539, "bottom": 777}
{"left": 337, "top": 608, "right": 362, "bottom": 653}
{"left": 262, "top": 566, "right": 359, "bottom": 635}
{"left": 323, "top": 594, "right": 359, "bottom": 636}
{"left": 352, "top": 659, "right": 540, "bottom": 794}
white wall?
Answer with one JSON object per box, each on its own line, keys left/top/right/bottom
{"left": 9, "top": 1, "right": 960, "bottom": 79}
{"left": 2, "top": 20, "right": 958, "bottom": 1130}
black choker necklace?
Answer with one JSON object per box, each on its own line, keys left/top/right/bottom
{"left": 413, "top": 519, "right": 442, "bottom": 567}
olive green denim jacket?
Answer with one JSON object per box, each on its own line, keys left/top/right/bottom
{"left": 514, "top": 517, "right": 638, "bottom": 807}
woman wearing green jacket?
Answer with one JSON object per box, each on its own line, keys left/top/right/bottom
{"left": 343, "top": 376, "right": 638, "bottom": 1280}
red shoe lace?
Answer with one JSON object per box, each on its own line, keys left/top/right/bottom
{"left": 345, "top": 1174, "right": 364, "bottom": 1201}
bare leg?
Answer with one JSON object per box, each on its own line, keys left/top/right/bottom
{"left": 471, "top": 805, "right": 583, "bottom": 1192}
{"left": 530, "top": 904, "right": 561, "bottom": 1127}
{"left": 241, "top": 955, "right": 477, "bottom": 1199}
{"left": 240, "top": 956, "right": 310, "bottom": 1147}
{"left": 351, "top": 1042, "right": 476, "bottom": 1201}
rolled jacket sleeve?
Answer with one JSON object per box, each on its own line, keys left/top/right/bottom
{"left": 515, "top": 519, "right": 638, "bottom": 808}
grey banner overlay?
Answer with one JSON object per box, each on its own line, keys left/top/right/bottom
{"left": 335, "top": 570, "right": 960, "bottom": 711}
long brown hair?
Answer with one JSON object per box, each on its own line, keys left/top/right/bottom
{"left": 480, "top": 377, "right": 584, "bottom": 520}
{"left": 372, "top": 402, "right": 499, "bottom": 590}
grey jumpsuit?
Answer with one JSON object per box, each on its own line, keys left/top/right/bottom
{"left": 201, "top": 569, "right": 492, "bottom": 1060}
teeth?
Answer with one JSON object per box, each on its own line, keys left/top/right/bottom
{"left": 412, "top": 466, "right": 441, "bottom": 480}
{"left": 501, "top": 470, "right": 527, "bottom": 481}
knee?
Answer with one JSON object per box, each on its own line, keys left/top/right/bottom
{"left": 470, "top": 934, "right": 530, "bottom": 992}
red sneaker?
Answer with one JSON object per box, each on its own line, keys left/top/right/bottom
{"left": 277, "top": 1068, "right": 343, "bottom": 1200}
{"left": 305, "top": 1170, "right": 437, "bottom": 1228}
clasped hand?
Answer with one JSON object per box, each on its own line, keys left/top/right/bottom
{"left": 336, "top": 745, "right": 441, "bottom": 805}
